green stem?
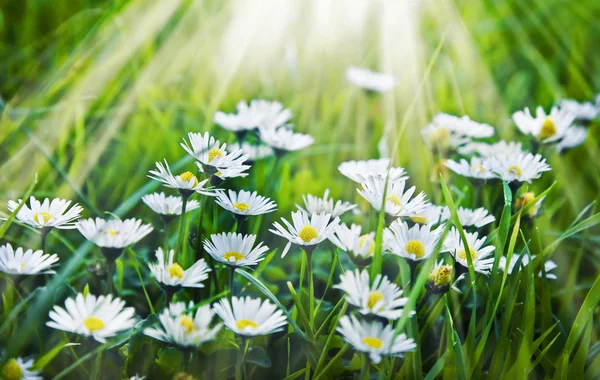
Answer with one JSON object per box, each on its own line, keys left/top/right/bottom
{"left": 163, "top": 218, "right": 170, "bottom": 252}
{"left": 359, "top": 355, "right": 370, "bottom": 380}
{"left": 105, "top": 259, "right": 115, "bottom": 294}
{"left": 235, "top": 337, "right": 247, "bottom": 380}
{"left": 176, "top": 194, "right": 190, "bottom": 263}
{"left": 305, "top": 248, "right": 315, "bottom": 328}
{"left": 229, "top": 266, "right": 235, "bottom": 303}
{"left": 41, "top": 228, "right": 50, "bottom": 255}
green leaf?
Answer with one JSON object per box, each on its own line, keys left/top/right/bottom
{"left": 246, "top": 346, "right": 272, "bottom": 368}
{"left": 33, "top": 341, "right": 80, "bottom": 370}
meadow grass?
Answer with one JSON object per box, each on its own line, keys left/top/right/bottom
{"left": 1, "top": 0, "right": 600, "bottom": 379}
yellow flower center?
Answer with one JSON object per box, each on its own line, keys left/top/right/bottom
{"left": 298, "top": 225, "right": 318, "bottom": 243}
{"left": 84, "top": 316, "right": 105, "bottom": 332}
{"left": 1, "top": 359, "right": 23, "bottom": 380}
{"left": 386, "top": 195, "right": 402, "bottom": 207}
{"left": 410, "top": 215, "right": 428, "bottom": 224}
{"left": 223, "top": 251, "right": 245, "bottom": 262}
{"left": 106, "top": 229, "right": 120, "bottom": 236}
{"left": 471, "top": 164, "right": 485, "bottom": 173}
{"left": 168, "top": 263, "right": 185, "bottom": 279}
{"left": 233, "top": 203, "right": 250, "bottom": 212}
{"left": 430, "top": 265, "right": 453, "bottom": 287}
{"left": 33, "top": 211, "right": 53, "bottom": 224}
{"left": 179, "top": 171, "right": 199, "bottom": 186}
{"left": 208, "top": 148, "right": 224, "bottom": 162}
{"left": 405, "top": 240, "right": 425, "bottom": 259}
{"left": 457, "top": 247, "right": 477, "bottom": 262}
{"left": 539, "top": 118, "right": 556, "bottom": 139}
{"left": 516, "top": 192, "right": 535, "bottom": 209}
{"left": 367, "top": 291, "right": 385, "bottom": 311}
{"left": 430, "top": 127, "right": 450, "bottom": 148}
{"left": 508, "top": 165, "right": 522, "bottom": 178}
{"left": 362, "top": 336, "right": 384, "bottom": 350}
{"left": 236, "top": 319, "right": 258, "bottom": 330}
{"left": 358, "top": 234, "right": 375, "bottom": 256}
{"left": 180, "top": 315, "right": 195, "bottom": 333}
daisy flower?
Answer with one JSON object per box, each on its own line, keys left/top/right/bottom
{"left": 426, "top": 260, "right": 465, "bottom": 293}
{"left": 0, "top": 243, "right": 59, "bottom": 276}
{"left": 142, "top": 192, "right": 200, "bottom": 217}
{"left": 440, "top": 207, "right": 495, "bottom": 229}
{"left": 205, "top": 163, "right": 253, "bottom": 180}
{"left": 559, "top": 99, "right": 598, "bottom": 121}
{"left": 383, "top": 220, "right": 443, "bottom": 261}
{"left": 338, "top": 158, "right": 408, "bottom": 183}
{"left": 444, "top": 157, "right": 495, "bottom": 180}
{"left": 1, "top": 357, "right": 42, "bottom": 380}
{"left": 334, "top": 269, "right": 410, "bottom": 320}
{"left": 296, "top": 189, "right": 357, "bottom": 218}
{"left": 484, "top": 153, "right": 551, "bottom": 183}
{"left": 498, "top": 254, "right": 557, "bottom": 280}
{"left": 408, "top": 204, "right": 446, "bottom": 226}
{"left": 218, "top": 99, "right": 293, "bottom": 131}
{"left": 421, "top": 122, "right": 470, "bottom": 152}
{"left": 357, "top": 176, "right": 428, "bottom": 218}
{"left": 148, "top": 248, "right": 210, "bottom": 289}
{"left": 228, "top": 142, "right": 274, "bottom": 161}
{"left": 329, "top": 224, "right": 375, "bottom": 267}
{"left": 144, "top": 302, "right": 221, "bottom": 348}
{"left": 556, "top": 125, "right": 588, "bottom": 153}
{"left": 213, "top": 296, "right": 287, "bottom": 337}
{"left": 444, "top": 228, "right": 495, "bottom": 275}
{"left": 76, "top": 218, "right": 153, "bottom": 250}
{"left": 458, "top": 140, "right": 525, "bottom": 157}
{"left": 7, "top": 196, "right": 83, "bottom": 230}
{"left": 512, "top": 106, "right": 575, "bottom": 143}
{"left": 345, "top": 67, "right": 396, "bottom": 93}
{"left": 47, "top": 293, "right": 137, "bottom": 343}
{"left": 431, "top": 113, "right": 495, "bottom": 138}
{"left": 148, "top": 160, "right": 214, "bottom": 196}
{"left": 214, "top": 190, "right": 277, "bottom": 217}
{"left": 203, "top": 233, "right": 269, "bottom": 269}
{"left": 259, "top": 127, "right": 314, "bottom": 154}
{"left": 270, "top": 211, "right": 340, "bottom": 257}
{"left": 515, "top": 192, "right": 544, "bottom": 218}
{"left": 181, "top": 132, "right": 250, "bottom": 176}
{"left": 337, "top": 315, "right": 416, "bottom": 364}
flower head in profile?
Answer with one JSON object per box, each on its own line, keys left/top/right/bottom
{"left": 408, "top": 204, "right": 446, "bottom": 226}
{"left": 213, "top": 296, "right": 287, "bottom": 337}
{"left": 358, "top": 177, "right": 428, "bottom": 218}
{"left": 203, "top": 233, "right": 269, "bottom": 269}
{"left": 337, "top": 315, "right": 416, "bottom": 364}
{"left": 421, "top": 113, "right": 494, "bottom": 152}
{"left": 484, "top": 153, "right": 551, "bottom": 183}
{"left": 559, "top": 99, "right": 598, "bottom": 122}
{"left": 512, "top": 106, "right": 575, "bottom": 143}
{"left": 7, "top": 196, "right": 83, "bottom": 230}
{"left": 338, "top": 158, "right": 408, "bottom": 184}
{"left": 142, "top": 192, "right": 200, "bottom": 217}
{"left": 215, "top": 190, "right": 277, "bottom": 217}
{"left": 458, "top": 140, "right": 525, "bottom": 157}
{"left": 1, "top": 357, "right": 42, "bottom": 380}
{"left": 384, "top": 220, "right": 443, "bottom": 261}
{"left": 499, "top": 254, "right": 557, "bottom": 280}
{"left": 440, "top": 207, "right": 496, "bottom": 229}
{"left": 334, "top": 269, "right": 410, "bottom": 320}
{"left": 47, "top": 293, "right": 137, "bottom": 343}
{"left": 0, "top": 243, "right": 59, "bottom": 276}
{"left": 76, "top": 218, "right": 153, "bottom": 249}
{"left": 427, "top": 260, "right": 465, "bottom": 294}
{"left": 445, "top": 157, "right": 495, "bottom": 180}
{"left": 556, "top": 125, "right": 588, "bottom": 153}
{"left": 346, "top": 67, "right": 396, "bottom": 93}
{"left": 144, "top": 302, "right": 221, "bottom": 348}
{"left": 149, "top": 248, "right": 210, "bottom": 289}
{"left": 270, "top": 211, "right": 340, "bottom": 257}
{"left": 443, "top": 228, "right": 495, "bottom": 275}
{"left": 148, "top": 160, "right": 214, "bottom": 196}
{"left": 297, "top": 189, "right": 357, "bottom": 218}
{"left": 329, "top": 224, "right": 375, "bottom": 267}
{"left": 259, "top": 127, "right": 314, "bottom": 153}
{"left": 216, "top": 99, "right": 293, "bottom": 132}
{"left": 181, "top": 132, "right": 250, "bottom": 176}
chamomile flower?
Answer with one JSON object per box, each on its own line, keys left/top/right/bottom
{"left": 76, "top": 218, "right": 153, "bottom": 249}
{"left": 47, "top": 293, "right": 137, "bottom": 343}
{"left": 556, "top": 125, "right": 588, "bottom": 153}
{"left": 1, "top": 357, "right": 42, "bottom": 380}
{"left": 512, "top": 106, "right": 575, "bottom": 143}
{"left": 515, "top": 192, "right": 544, "bottom": 218}
{"left": 357, "top": 176, "right": 428, "bottom": 217}
{"left": 559, "top": 99, "right": 598, "bottom": 121}
{"left": 432, "top": 113, "right": 495, "bottom": 138}
{"left": 444, "top": 228, "right": 495, "bottom": 275}
{"left": 259, "top": 127, "right": 314, "bottom": 153}
{"left": 148, "top": 248, "right": 210, "bottom": 289}
{"left": 213, "top": 100, "right": 266, "bottom": 132}
{"left": 270, "top": 211, "right": 340, "bottom": 257}
{"left": 408, "top": 204, "right": 446, "bottom": 226}
{"left": 458, "top": 140, "right": 525, "bottom": 157}
{"left": 213, "top": 296, "right": 287, "bottom": 337}
{"left": 228, "top": 142, "right": 274, "bottom": 161}
{"left": 345, "top": 67, "right": 396, "bottom": 93}
{"left": 421, "top": 122, "right": 470, "bottom": 152}
{"left": 426, "top": 260, "right": 465, "bottom": 293}
{"left": 484, "top": 153, "right": 551, "bottom": 183}
{"left": 334, "top": 269, "right": 410, "bottom": 320}
{"left": 203, "top": 233, "right": 269, "bottom": 269}
{"left": 448, "top": 207, "right": 496, "bottom": 228}
{"left": 7, "top": 196, "right": 83, "bottom": 230}
{"left": 338, "top": 158, "right": 408, "bottom": 183}
{"left": 444, "top": 157, "right": 495, "bottom": 180}
{"left": 499, "top": 254, "right": 557, "bottom": 280}
{"left": 215, "top": 190, "right": 277, "bottom": 217}
{"left": 329, "top": 224, "right": 375, "bottom": 266}
{"left": 181, "top": 132, "right": 250, "bottom": 175}
{"left": 142, "top": 192, "right": 200, "bottom": 217}
{"left": 205, "top": 163, "right": 252, "bottom": 180}
{"left": 337, "top": 315, "right": 416, "bottom": 364}
{"left": 148, "top": 160, "right": 214, "bottom": 195}
{"left": 0, "top": 243, "right": 59, "bottom": 275}
{"left": 296, "top": 189, "right": 357, "bottom": 218}
{"left": 144, "top": 302, "right": 221, "bottom": 348}
{"left": 383, "top": 220, "right": 443, "bottom": 261}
